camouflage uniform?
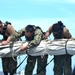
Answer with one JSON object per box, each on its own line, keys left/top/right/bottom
{"left": 0, "top": 22, "right": 17, "bottom": 75}
{"left": 10, "top": 26, "right": 48, "bottom": 75}
{"left": 2, "top": 57, "right": 17, "bottom": 74}
{"left": 46, "top": 24, "right": 72, "bottom": 75}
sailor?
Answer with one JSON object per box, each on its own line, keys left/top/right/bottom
{"left": 45, "top": 21, "right": 72, "bottom": 75}
{"left": 0, "top": 20, "right": 17, "bottom": 75}
{"left": 2, "top": 25, "right": 48, "bottom": 75}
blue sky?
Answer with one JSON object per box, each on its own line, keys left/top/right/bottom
{"left": 0, "top": 0, "right": 75, "bottom": 19}
{"left": 0, "top": 0, "right": 75, "bottom": 75}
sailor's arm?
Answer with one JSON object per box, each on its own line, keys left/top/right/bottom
{"left": 1, "top": 28, "right": 25, "bottom": 45}
{"left": 63, "top": 27, "right": 72, "bottom": 39}
{"left": 20, "top": 29, "right": 42, "bottom": 51}
{"left": 45, "top": 25, "right": 53, "bottom": 38}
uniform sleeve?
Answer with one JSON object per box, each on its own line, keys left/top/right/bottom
{"left": 10, "top": 28, "right": 25, "bottom": 41}
{"left": 17, "top": 28, "right": 25, "bottom": 36}
{"left": 27, "top": 29, "right": 43, "bottom": 49}
{"left": 63, "top": 27, "right": 72, "bottom": 39}
{"left": 7, "top": 24, "right": 16, "bottom": 35}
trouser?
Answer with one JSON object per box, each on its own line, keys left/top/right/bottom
{"left": 3, "top": 72, "right": 8, "bottom": 75}
{"left": 53, "top": 55, "right": 72, "bottom": 75}
{"left": 2, "top": 57, "right": 17, "bottom": 75}
{"left": 3, "top": 72, "right": 13, "bottom": 75}
{"left": 25, "top": 55, "right": 48, "bottom": 75}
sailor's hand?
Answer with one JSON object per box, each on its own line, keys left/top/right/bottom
{"left": 45, "top": 31, "right": 50, "bottom": 39}
{"left": 20, "top": 46, "right": 27, "bottom": 51}
{"left": 1, "top": 41, "right": 8, "bottom": 45}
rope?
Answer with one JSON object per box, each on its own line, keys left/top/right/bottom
{"left": 10, "top": 41, "right": 24, "bottom": 61}
{"left": 33, "top": 40, "right": 54, "bottom": 75}
{"left": 9, "top": 41, "right": 28, "bottom": 75}
{"left": 8, "top": 39, "right": 71, "bottom": 75}
{"left": 9, "top": 42, "right": 18, "bottom": 61}
{"left": 33, "top": 57, "right": 54, "bottom": 75}
{"left": 65, "top": 39, "right": 69, "bottom": 55}
{"left": 10, "top": 55, "right": 28, "bottom": 75}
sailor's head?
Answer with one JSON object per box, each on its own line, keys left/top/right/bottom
{"left": 52, "top": 21, "right": 63, "bottom": 33}
{"left": 25, "top": 25, "right": 34, "bottom": 37}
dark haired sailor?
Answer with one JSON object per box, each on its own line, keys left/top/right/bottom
{"left": 45, "top": 21, "right": 72, "bottom": 75}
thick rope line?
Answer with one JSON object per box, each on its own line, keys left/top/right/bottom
{"left": 65, "top": 39, "right": 69, "bottom": 55}
{"left": 10, "top": 55, "right": 28, "bottom": 75}
{"left": 33, "top": 58, "right": 54, "bottom": 75}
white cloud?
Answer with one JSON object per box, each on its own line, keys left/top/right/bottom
{"left": 0, "top": 0, "right": 75, "bottom": 4}
{"left": 26, "top": 0, "right": 75, "bottom": 4}
{"left": 66, "top": 0, "right": 75, "bottom": 4}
